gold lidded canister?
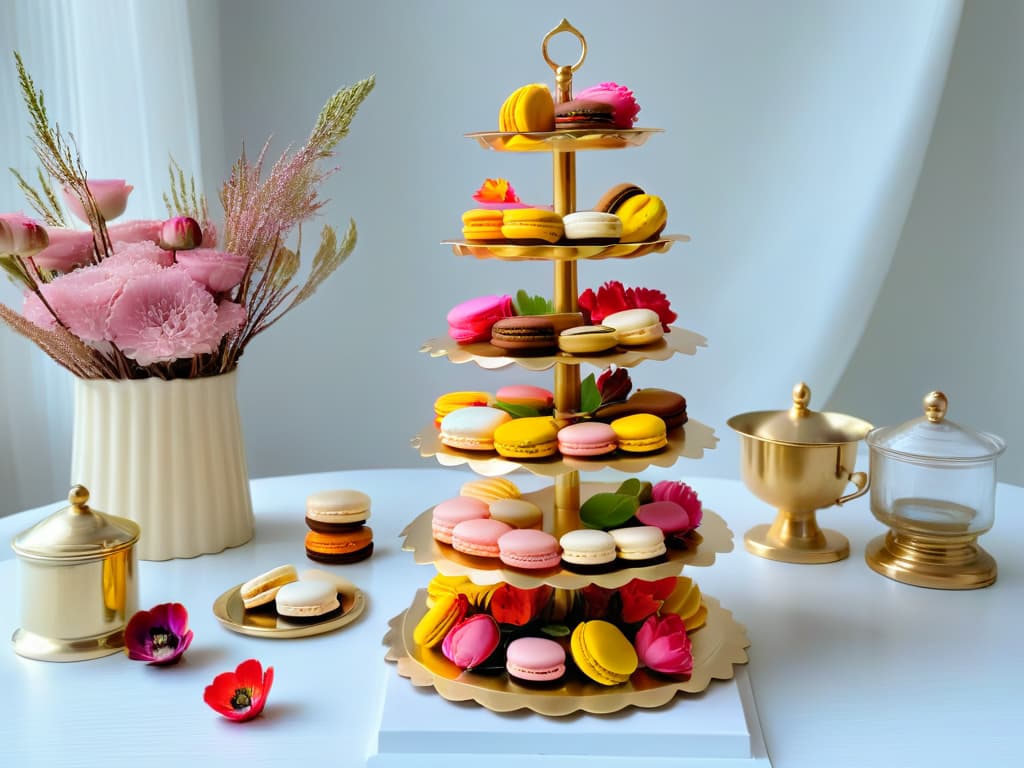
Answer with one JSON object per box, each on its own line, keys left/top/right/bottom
{"left": 11, "top": 485, "right": 140, "bottom": 661}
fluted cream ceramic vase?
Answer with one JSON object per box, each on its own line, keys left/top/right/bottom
{"left": 70, "top": 370, "right": 254, "bottom": 561}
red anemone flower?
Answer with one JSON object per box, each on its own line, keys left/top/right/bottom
{"left": 203, "top": 659, "right": 274, "bottom": 722}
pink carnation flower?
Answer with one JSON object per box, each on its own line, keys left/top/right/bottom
{"left": 107, "top": 267, "right": 246, "bottom": 365}
{"left": 102, "top": 240, "right": 174, "bottom": 275}
{"left": 174, "top": 248, "right": 248, "bottom": 292}
{"left": 26, "top": 265, "right": 122, "bottom": 341}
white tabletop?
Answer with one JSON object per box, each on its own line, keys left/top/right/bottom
{"left": 1, "top": 466, "right": 1021, "bottom": 767}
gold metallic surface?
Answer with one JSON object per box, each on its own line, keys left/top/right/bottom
{"left": 401, "top": 482, "right": 733, "bottom": 589}
{"left": 212, "top": 578, "right": 366, "bottom": 638}
{"left": 384, "top": 590, "right": 749, "bottom": 716}
{"left": 11, "top": 486, "right": 140, "bottom": 662}
{"left": 865, "top": 530, "right": 996, "bottom": 590}
{"left": 444, "top": 234, "right": 688, "bottom": 262}
{"left": 553, "top": 472, "right": 581, "bottom": 538}
{"left": 728, "top": 384, "right": 872, "bottom": 564}
{"left": 467, "top": 128, "right": 664, "bottom": 153}
{"left": 923, "top": 390, "right": 948, "bottom": 423}
{"left": 542, "top": 18, "right": 587, "bottom": 77}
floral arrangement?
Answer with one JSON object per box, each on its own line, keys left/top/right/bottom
{"left": 0, "top": 53, "right": 374, "bottom": 380}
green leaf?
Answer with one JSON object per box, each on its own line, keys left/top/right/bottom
{"left": 580, "top": 373, "right": 601, "bottom": 414}
{"left": 512, "top": 289, "right": 554, "bottom": 316}
{"left": 541, "top": 624, "right": 571, "bottom": 638}
{"left": 492, "top": 400, "right": 541, "bottom": 419}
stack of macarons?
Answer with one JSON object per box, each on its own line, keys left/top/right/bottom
{"left": 304, "top": 489, "right": 374, "bottom": 564}
{"left": 239, "top": 565, "right": 349, "bottom": 622}
{"left": 592, "top": 183, "right": 667, "bottom": 243}
{"left": 498, "top": 80, "right": 640, "bottom": 134}
{"left": 436, "top": 384, "right": 557, "bottom": 447}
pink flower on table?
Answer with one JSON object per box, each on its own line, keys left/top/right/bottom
{"left": 174, "top": 248, "right": 248, "bottom": 292}
{"left": 125, "top": 602, "right": 194, "bottom": 665}
{"left": 635, "top": 613, "right": 693, "bottom": 675}
{"left": 106, "top": 267, "right": 246, "bottom": 365}
{"left": 0, "top": 213, "right": 49, "bottom": 256}
{"left": 32, "top": 227, "right": 95, "bottom": 272}
{"left": 158, "top": 216, "right": 204, "bottom": 251}
{"left": 62, "top": 179, "right": 133, "bottom": 223}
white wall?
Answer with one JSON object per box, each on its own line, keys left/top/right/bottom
{"left": 829, "top": 0, "right": 1023, "bottom": 485}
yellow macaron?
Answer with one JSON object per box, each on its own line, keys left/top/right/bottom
{"left": 493, "top": 416, "right": 560, "bottom": 459}
{"left": 610, "top": 413, "right": 668, "bottom": 453}
{"left": 499, "top": 83, "right": 555, "bottom": 132}
{"left": 570, "top": 619, "right": 638, "bottom": 686}
{"left": 501, "top": 208, "right": 564, "bottom": 244}
{"left": 615, "top": 193, "right": 668, "bottom": 242}
{"left": 412, "top": 592, "right": 468, "bottom": 648}
{"left": 462, "top": 209, "right": 505, "bottom": 242}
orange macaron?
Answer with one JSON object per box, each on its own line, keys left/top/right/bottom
{"left": 305, "top": 527, "right": 374, "bottom": 564}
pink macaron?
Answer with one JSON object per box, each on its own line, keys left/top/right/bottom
{"left": 506, "top": 637, "right": 566, "bottom": 683}
{"left": 557, "top": 421, "right": 618, "bottom": 457}
{"left": 447, "top": 295, "right": 515, "bottom": 344}
{"left": 451, "top": 518, "right": 514, "bottom": 558}
{"left": 442, "top": 614, "right": 501, "bottom": 670}
{"left": 432, "top": 496, "right": 490, "bottom": 544}
{"left": 497, "top": 529, "right": 562, "bottom": 570}
{"left": 495, "top": 385, "right": 555, "bottom": 411}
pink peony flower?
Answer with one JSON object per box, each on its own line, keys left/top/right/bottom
{"left": 635, "top": 614, "right": 693, "bottom": 675}
{"left": 651, "top": 481, "right": 702, "bottom": 530}
{"left": 62, "top": 179, "right": 133, "bottom": 223}
{"left": 125, "top": 602, "right": 194, "bottom": 665}
{"left": 33, "top": 227, "right": 95, "bottom": 272}
{"left": 106, "top": 267, "right": 246, "bottom": 365}
{"left": 0, "top": 213, "right": 49, "bottom": 256}
{"left": 575, "top": 82, "right": 640, "bottom": 129}
{"left": 174, "top": 248, "right": 248, "bottom": 292}
{"left": 159, "top": 216, "right": 204, "bottom": 251}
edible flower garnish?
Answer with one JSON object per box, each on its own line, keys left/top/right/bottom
{"left": 473, "top": 178, "right": 521, "bottom": 205}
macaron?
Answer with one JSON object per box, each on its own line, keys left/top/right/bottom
{"left": 495, "top": 384, "right": 554, "bottom": 412}
{"left": 570, "top": 620, "right": 638, "bottom": 686}
{"left": 579, "top": 491, "right": 639, "bottom": 530}
{"left": 432, "top": 496, "right": 490, "bottom": 544}
{"left": 554, "top": 98, "right": 615, "bottom": 130}
{"left": 615, "top": 193, "right": 668, "bottom": 242}
{"left": 305, "top": 489, "right": 371, "bottom": 533}
{"left": 636, "top": 500, "right": 695, "bottom": 548}
{"left": 506, "top": 637, "right": 566, "bottom": 683}
{"left": 413, "top": 592, "right": 469, "bottom": 648}
{"left": 439, "top": 406, "right": 512, "bottom": 451}
{"left": 559, "top": 529, "right": 617, "bottom": 572}
{"left": 240, "top": 564, "right": 299, "bottom": 609}
{"left": 558, "top": 325, "right": 619, "bottom": 355}
{"left": 462, "top": 208, "right": 505, "bottom": 242}
{"left": 487, "top": 498, "right": 543, "bottom": 529}
{"left": 610, "top": 414, "right": 668, "bottom": 453}
{"left": 562, "top": 211, "right": 623, "bottom": 243}
{"left": 442, "top": 614, "right": 501, "bottom": 670}
{"left": 498, "top": 529, "right": 562, "bottom": 570}
{"left": 433, "top": 391, "right": 492, "bottom": 427}
{"left": 594, "top": 388, "right": 688, "bottom": 430}
{"left": 602, "top": 308, "right": 664, "bottom": 346}
{"left": 304, "top": 527, "right": 374, "bottom": 564}
{"left": 609, "top": 525, "right": 667, "bottom": 564}
{"left": 451, "top": 518, "right": 514, "bottom": 558}
{"left": 557, "top": 422, "right": 618, "bottom": 457}
{"left": 274, "top": 578, "right": 341, "bottom": 621}
{"left": 493, "top": 416, "right": 560, "bottom": 459}
{"left": 593, "top": 183, "right": 644, "bottom": 214}
{"left": 460, "top": 477, "right": 521, "bottom": 502}
{"left": 499, "top": 83, "right": 555, "bottom": 133}
{"left": 501, "top": 208, "right": 564, "bottom": 244}
{"left": 491, "top": 316, "right": 557, "bottom": 355}
{"left": 447, "top": 294, "right": 515, "bottom": 344}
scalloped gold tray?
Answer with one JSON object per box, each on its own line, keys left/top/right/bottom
{"left": 400, "top": 483, "right": 733, "bottom": 589}
{"left": 466, "top": 127, "right": 664, "bottom": 153}
{"left": 421, "top": 325, "right": 706, "bottom": 371}
{"left": 412, "top": 420, "right": 718, "bottom": 478}
{"left": 384, "top": 590, "right": 749, "bottom": 716}
{"left": 444, "top": 234, "right": 688, "bottom": 262}
{"left": 212, "top": 579, "right": 366, "bottom": 639}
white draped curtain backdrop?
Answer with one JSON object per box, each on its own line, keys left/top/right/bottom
{"left": 1, "top": 0, "right": 966, "bottom": 517}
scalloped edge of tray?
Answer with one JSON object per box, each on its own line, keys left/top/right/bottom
{"left": 443, "top": 234, "right": 689, "bottom": 262}
{"left": 412, "top": 420, "right": 718, "bottom": 478}
{"left": 400, "top": 482, "right": 733, "bottom": 589}
{"left": 465, "top": 127, "right": 665, "bottom": 153}
{"left": 421, "top": 325, "right": 706, "bottom": 371}
{"left": 384, "top": 591, "right": 749, "bottom": 716}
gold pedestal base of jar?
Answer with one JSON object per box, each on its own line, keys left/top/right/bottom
{"left": 865, "top": 530, "right": 997, "bottom": 590}
{"left": 744, "top": 510, "right": 849, "bottom": 564}
{"left": 11, "top": 626, "right": 125, "bottom": 662}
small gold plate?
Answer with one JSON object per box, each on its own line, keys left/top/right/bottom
{"left": 466, "top": 127, "right": 664, "bottom": 153}
{"left": 212, "top": 578, "right": 366, "bottom": 639}
{"left": 443, "top": 235, "right": 689, "bottom": 262}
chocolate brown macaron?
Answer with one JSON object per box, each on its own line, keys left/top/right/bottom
{"left": 593, "top": 183, "right": 645, "bottom": 214}
{"left": 555, "top": 98, "right": 616, "bottom": 130}
{"left": 594, "top": 388, "right": 688, "bottom": 430}
{"left": 491, "top": 316, "right": 558, "bottom": 355}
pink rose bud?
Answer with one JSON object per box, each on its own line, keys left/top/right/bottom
{"left": 158, "top": 216, "right": 204, "bottom": 251}
{"left": 0, "top": 213, "right": 50, "bottom": 257}
{"left": 62, "top": 179, "right": 133, "bottom": 224}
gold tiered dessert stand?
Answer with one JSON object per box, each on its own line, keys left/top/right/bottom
{"left": 388, "top": 19, "right": 749, "bottom": 715}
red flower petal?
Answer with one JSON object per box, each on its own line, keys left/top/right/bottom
{"left": 203, "top": 659, "right": 273, "bottom": 722}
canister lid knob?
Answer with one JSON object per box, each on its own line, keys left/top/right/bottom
{"left": 791, "top": 382, "right": 811, "bottom": 415}
{"left": 69, "top": 485, "right": 90, "bottom": 510}
{"left": 923, "top": 391, "right": 948, "bottom": 423}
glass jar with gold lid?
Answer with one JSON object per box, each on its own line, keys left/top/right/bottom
{"left": 865, "top": 391, "right": 1005, "bottom": 589}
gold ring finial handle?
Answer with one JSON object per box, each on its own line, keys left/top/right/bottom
{"left": 836, "top": 471, "right": 869, "bottom": 506}
{"left": 923, "top": 391, "right": 948, "bottom": 423}
{"left": 542, "top": 19, "right": 587, "bottom": 73}
{"left": 791, "top": 381, "right": 811, "bottom": 415}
